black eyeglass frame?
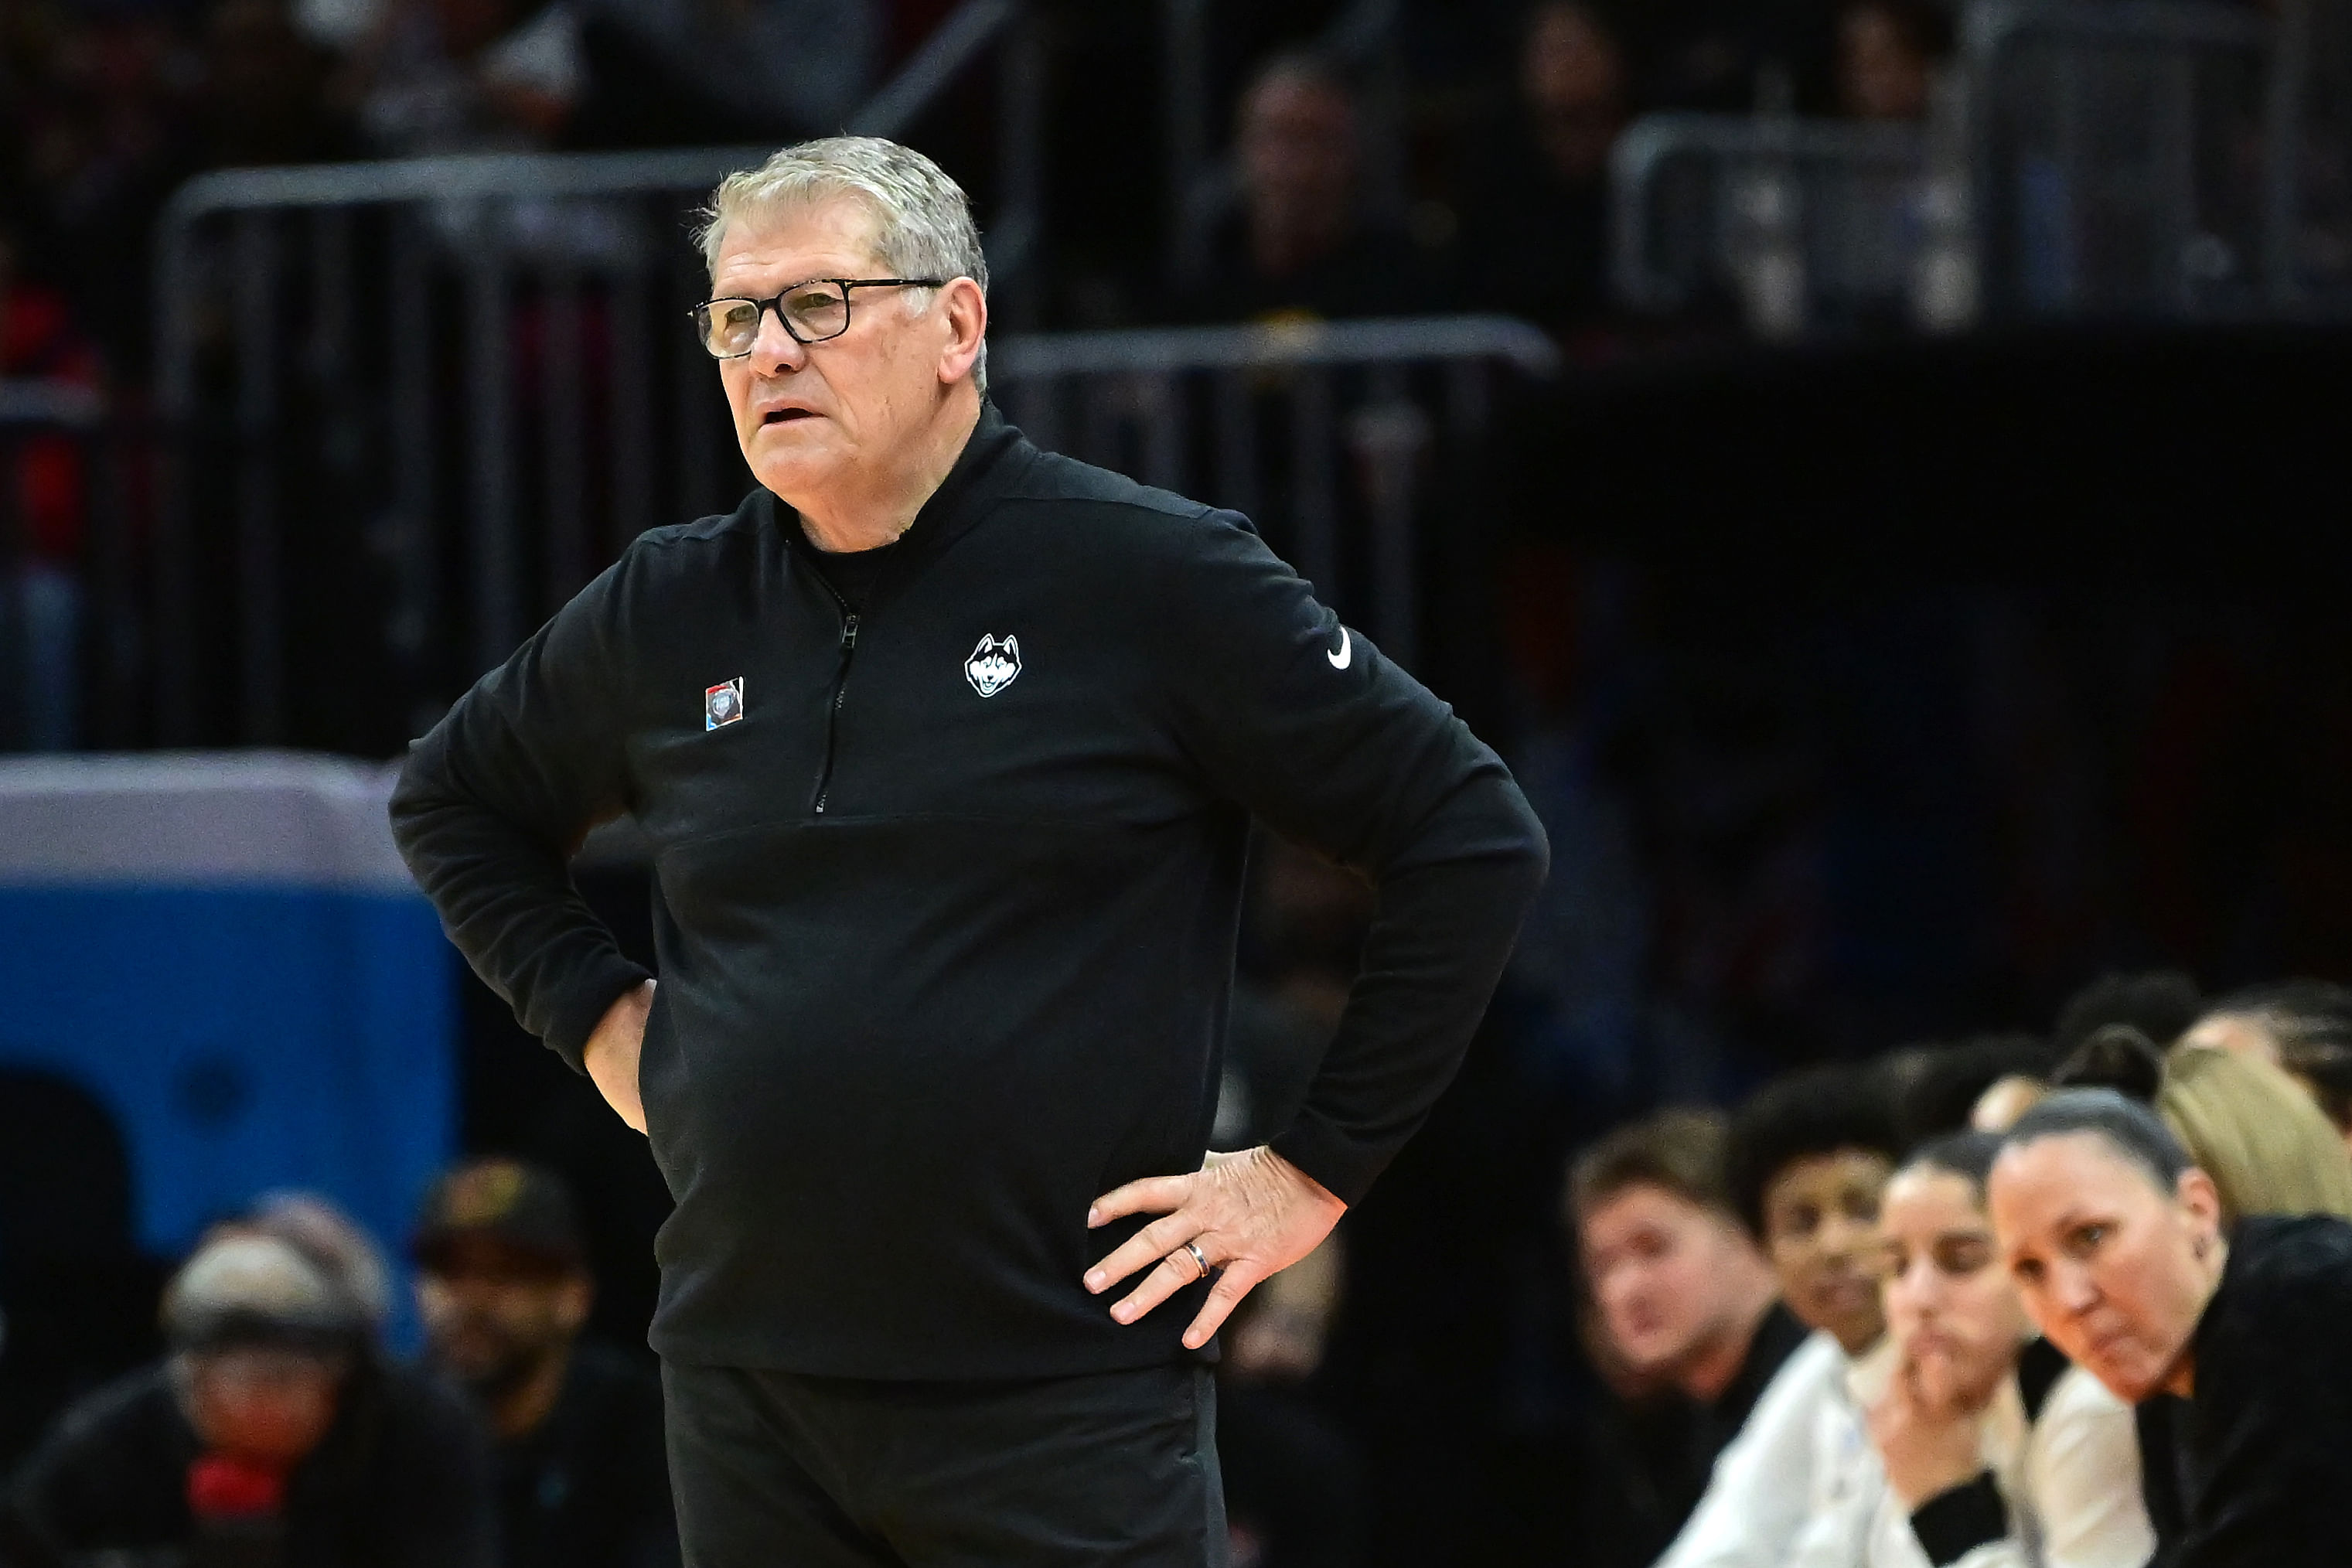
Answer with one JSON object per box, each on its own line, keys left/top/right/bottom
{"left": 689, "top": 278, "right": 951, "bottom": 357}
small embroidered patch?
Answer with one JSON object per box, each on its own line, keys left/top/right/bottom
{"left": 704, "top": 677, "right": 745, "bottom": 730}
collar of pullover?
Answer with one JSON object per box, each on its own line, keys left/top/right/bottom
{"left": 772, "top": 401, "right": 1035, "bottom": 578}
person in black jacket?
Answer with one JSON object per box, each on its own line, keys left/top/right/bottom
{"left": 412, "top": 1158, "right": 677, "bottom": 1568}
{"left": 0, "top": 1228, "right": 496, "bottom": 1568}
{"left": 1988, "top": 1087, "right": 2352, "bottom": 1567}
{"left": 387, "top": 135, "right": 1548, "bottom": 1566}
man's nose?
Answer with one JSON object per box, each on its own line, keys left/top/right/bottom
{"left": 748, "top": 305, "right": 808, "bottom": 376}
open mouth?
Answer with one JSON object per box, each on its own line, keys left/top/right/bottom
{"left": 762, "top": 407, "right": 816, "bottom": 425}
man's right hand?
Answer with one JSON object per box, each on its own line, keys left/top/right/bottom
{"left": 582, "top": 980, "right": 655, "bottom": 1133}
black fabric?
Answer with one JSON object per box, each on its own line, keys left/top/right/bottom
{"left": 391, "top": 404, "right": 1548, "bottom": 1378}
{"left": 660, "top": 1360, "right": 1226, "bottom": 1568}
{"left": 496, "top": 1343, "right": 677, "bottom": 1568}
{"left": 1696, "top": 1300, "right": 1808, "bottom": 1459}
{"left": 2135, "top": 1394, "right": 2189, "bottom": 1568}
{"left": 0, "top": 1358, "right": 496, "bottom": 1568}
{"left": 798, "top": 534, "right": 902, "bottom": 615}
{"left": 2175, "top": 1213, "right": 2352, "bottom": 1567}
{"left": 1909, "top": 1471, "right": 2005, "bottom": 1566}
{"left": 1214, "top": 1381, "right": 1362, "bottom": 1568}
{"left": 1455, "top": 117, "right": 1613, "bottom": 340}
{"left": 2017, "top": 1337, "right": 2071, "bottom": 1424}
{"left": 1580, "top": 1297, "right": 1812, "bottom": 1563}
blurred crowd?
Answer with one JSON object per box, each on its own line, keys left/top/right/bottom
{"left": 0, "top": 1161, "right": 675, "bottom": 1566}
{"left": 15, "top": 889, "right": 2352, "bottom": 1568}
{"left": 0, "top": 0, "right": 1962, "bottom": 394}
{"left": 1570, "top": 969, "right": 2352, "bottom": 1568}
{"left": 1169, "top": 0, "right": 1951, "bottom": 349}
{"left": 0, "top": 0, "right": 1962, "bottom": 749}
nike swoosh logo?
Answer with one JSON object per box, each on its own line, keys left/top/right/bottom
{"left": 1327, "top": 628, "right": 1352, "bottom": 670}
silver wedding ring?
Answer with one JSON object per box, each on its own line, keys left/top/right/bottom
{"left": 1181, "top": 1240, "right": 1212, "bottom": 1280}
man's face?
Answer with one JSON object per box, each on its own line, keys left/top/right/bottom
{"left": 1839, "top": 5, "right": 1929, "bottom": 121}
{"left": 1581, "top": 1183, "right": 1760, "bottom": 1381}
{"left": 1763, "top": 1149, "right": 1892, "bottom": 1355}
{"left": 416, "top": 1234, "right": 589, "bottom": 1395}
{"left": 711, "top": 196, "right": 965, "bottom": 509}
{"left": 1523, "top": 4, "right": 1624, "bottom": 121}
{"left": 1989, "top": 1133, "right": 2223, "bottom": 1403}
{"left": 185, "top": 1348, "right": 343, "bottom": 1464}
{"left": 1238, "top": 73, "right": 1356, "bottom": 235}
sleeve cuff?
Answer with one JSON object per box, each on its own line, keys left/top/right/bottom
{"left": 1911, "top": 1471, "right": 2006, "bottom": 1566}
{"left": 1268, "top": 1114, "right": 1380, "bottom": 1208}
{"left": 542, "top": 953, "right": 656, "bottom": 1073}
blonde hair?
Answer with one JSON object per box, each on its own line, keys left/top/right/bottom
{"left": 696, "top": 136, "right": 990, "bottom": 391}
{"left": 2161, "top": 1044, "right": 2352, "bottom": 1222}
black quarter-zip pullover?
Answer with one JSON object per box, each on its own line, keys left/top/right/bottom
{"left": 390, "top": 405, "right": 1548, "bottom": 1378}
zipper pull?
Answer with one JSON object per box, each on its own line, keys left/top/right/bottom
{"left": 840, "top": 614, "right": 860, "bottom": 653}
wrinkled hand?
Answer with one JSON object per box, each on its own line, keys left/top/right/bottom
{"left": 1868, "top": 1352, "right": 1989, "bottom": 1508}
{"left": 1085, "top": 1146, "right": 1347, "bottom": 1351}
{"left": 582, "top": 980, "right": 655, "bottom": 1133}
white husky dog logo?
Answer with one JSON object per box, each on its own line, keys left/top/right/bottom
{"left": 965, "top": 633, "right": 1022, "bottom": 697}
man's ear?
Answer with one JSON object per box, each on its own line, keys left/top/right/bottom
{"left": 936, "top": 277, "right": 988, "bottom": 385}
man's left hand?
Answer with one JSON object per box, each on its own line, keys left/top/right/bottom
{"left": 1084, "top": 1146, "right": 1347, "bottom": 1350}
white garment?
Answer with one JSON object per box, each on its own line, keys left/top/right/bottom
{"left": 1784, "top": 1338, "right": 1894, "bottom": 1568}
{"left": 1862, "top": 1363, "right": 2154, "bottom": 1568}
{"left": 1655, "top": 1331, "right": 1870, "bottom": 1568}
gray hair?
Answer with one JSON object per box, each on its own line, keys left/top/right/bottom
{"left": 697, "top": 135, "right": 990, "bottom": 392}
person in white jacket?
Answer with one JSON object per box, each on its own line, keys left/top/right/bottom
{"left": 1863, "top": 1130, "right": 2154, "bottom": 1568}
{"left": 1655, "top": 1065, "right": 1905, "bottom": 1568}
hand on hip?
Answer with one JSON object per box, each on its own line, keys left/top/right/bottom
{"left": 1083, "top": 1146, "right": 1346, "bottom": 1351}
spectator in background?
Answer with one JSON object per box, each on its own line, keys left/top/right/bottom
{"left": 413, "top": 1157, "right": 677, "bottom": 1568}
{"left": 2049, "top": 970, "right": 2203, "bottom": 1062}
{"left": 1863, "top": 1131, "right": 2153, "bottom": 1568}
{"left": 4, "top": 3, "right": 193, "bottom": 379}
{"left": 354, "top": 0, "right": 581, "bottom": 154}
{"left": 2179, "top": 979, "right": 2352, "bottom": 1150}
{"left": 1658, "top": 1067, "right": 1900, "bottom": 1568}
{"left": 1833, "top": 0, "right": 1947, "bottom": 122}
{"left": 1727, "top": 1065, "right": 1898, "bottom": 1367}
{"left": 0, "top": 222, "right": 98, "bottom": 750}
{"left": 2052, "top": 1024, "right": 2352, "bottom": 1224}
{"left": 2047, "top": 1024, "right": 2352, "bottom": 1559}
{"left": 1459, "top": 1, "right": 1632, "bottom": 343}
{"left": 1880, "top": 1034, "right": 2053, "bottom": 1148}
{"left": 1174, "top": 51, "right": 1437, "bottom": 324}
{"left": 1569, "top": 1109, "right": 1802, "bottom": 1562}
{"left": 0, "top": 1223, "right": 496, "bottom": 1566}
{"left": 1990, "top": 1089, "right": 2352, "bottom": 1567}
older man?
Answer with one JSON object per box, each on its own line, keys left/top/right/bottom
{"left": 390, "top": 136, "right": 1546, "bottom": 1564}
{"left": 1989, "top": 1088, "right": 2352, "bottom": 1567}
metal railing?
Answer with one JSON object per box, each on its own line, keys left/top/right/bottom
{"left": 994, "top": 315, "right": 1560, "bottom": 674}
{"left": 0, "top": 380, "right": 124, "bottom": 753}
{"left": 1967, "top": 0, "right": 2277, "bottom": 315}
{"left": 1611, "top": 0, "right": 2339, "bottom": 334}
{"left": 148, "top": 0, "right": 1041, "bottom": 747}
{"left": 1610, "top": 114, "right": 1929, "bottom": 333}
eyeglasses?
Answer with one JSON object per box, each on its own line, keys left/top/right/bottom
{"left": 689, "top": 278, "right": 948, "bottom": 359}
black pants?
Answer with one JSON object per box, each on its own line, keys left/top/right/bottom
{"left": 662, "top": 1360, "right": 1229, "bottom": 1567}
